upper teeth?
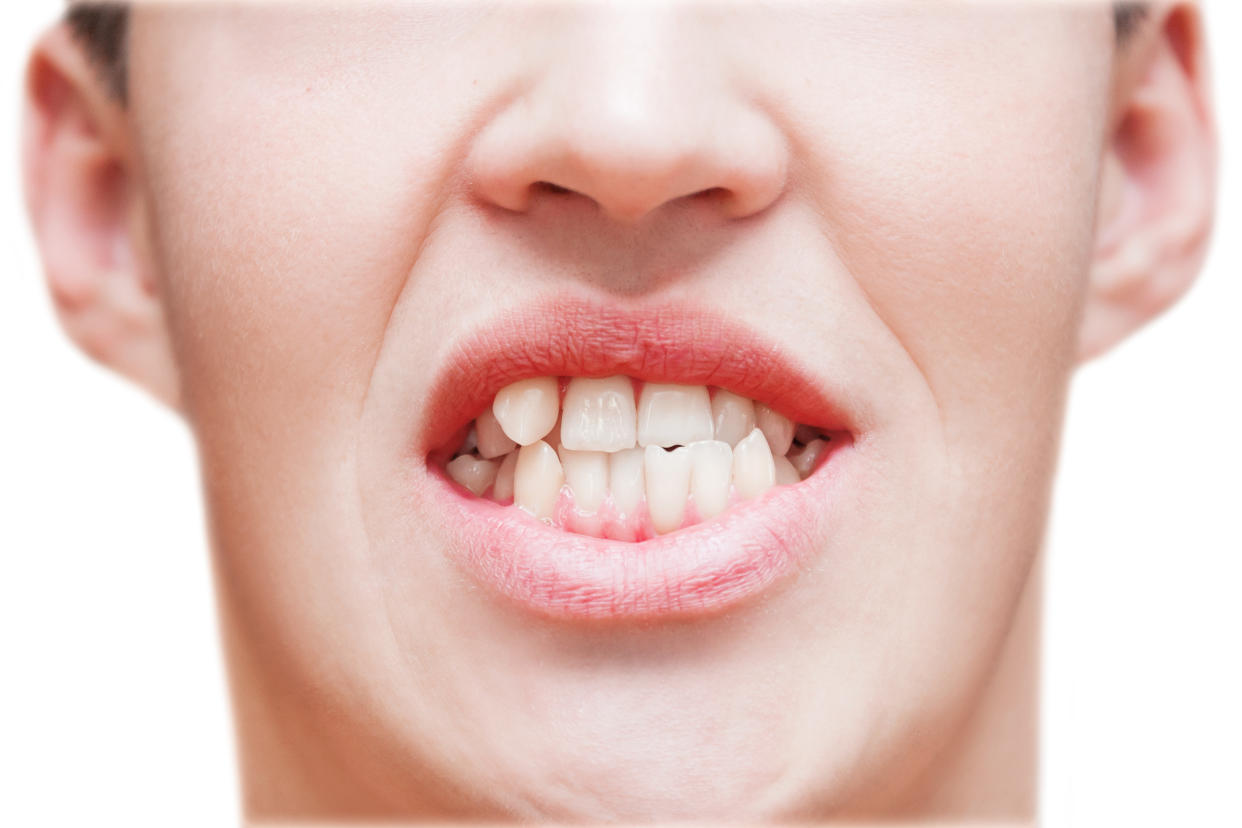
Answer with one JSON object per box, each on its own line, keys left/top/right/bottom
{"left": 445, "top": 376, "right": 833, "bottom": 538}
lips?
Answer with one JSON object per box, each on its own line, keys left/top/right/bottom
{"left": 417, "top": 298, "right": 861, "bottom": 620}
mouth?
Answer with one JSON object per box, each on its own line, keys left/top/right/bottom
{"left": 419, "top": 299, "right": 860, "bottom": 621}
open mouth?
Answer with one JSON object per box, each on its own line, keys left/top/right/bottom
{"left": 419, "top": 300, "right": 860, "bottom": 621}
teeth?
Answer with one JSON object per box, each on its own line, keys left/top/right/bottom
{"left": 559, "top": 376, "right": 637, "bottom": 452}
{"left": 475, "top": 407, "right": 517, "bottom": 459}
{"left": 637, "top": 383, "right": 714, "bottom": 448}
{"left": 732, "top": 427, "right": 776, "bottom": 500}
{"left": 491, "top": 451, "right": 518, "bottom": 502}
{"left": 558, "top": 447, "right": 608, "bottom": 514}
{"left": 773, "top": 454, "right": 800, "bottom": 486}
{"left": 788, "top": 438, "right": 827, "bottom": 479}
{"left": 710, "top": 389, "right": 757, "bottom": 447}
{"left": 460, "top": 426, "right": 478, "bottom": 456}
{"left": 608, "top": 447, "right": 645, "bottom": 517}
{"left": 446, "top": 455, "right": 499, "bottom": 496}
{"left": 644, "top": 445, "right": 692, "bottom": 534}
{"left": 754, "top": 402, "right": 794, "bottom": 456}
{"left": 514, "top": 440, "right": 564, "bottom": 521}
{"left": 689, "top": 440, "right": 732, "bottom": 520}
{"left": 493, "top": 377, "right": 560, "bottom": 446}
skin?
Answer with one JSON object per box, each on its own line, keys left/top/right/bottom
{"left": 22, "top": 1, "right": 1215, "bottom": 822}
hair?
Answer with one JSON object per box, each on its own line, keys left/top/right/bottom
{"left": 65, "top": 2, "right": 1151, "bottom": 106}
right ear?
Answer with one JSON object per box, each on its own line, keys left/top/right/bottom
{"left": 22, "top": 21, "right": 181, "bottom": 409}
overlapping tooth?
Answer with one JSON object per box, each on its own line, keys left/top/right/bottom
{"left": 637, "top": 383, "right": 714, "bottom": 448}
{"left": 493, "top": 377, "right": 560, "bottom": 446}
{"left": 446, "top": 455, "right": 499, "bottom": 496}
{"left": 514, "top": 440, "right": 563, "bottom": 520}
{"left": 644, "top": 445, "right": 691, "bottom": 534}
{"left": 560, "top": 376, "right": 637, "bottom": 452}
{"left": 789, "top": 438, "right": 827, "bottom": 479}
{"left": 558, "top": 447, "right": 608, "bottom": 514}
{"left": 773, "top": 454, "right": 800, "bottom": 486}
{"left": 710, "top": 389, "right": 756, "bottom": 447}
{"left": 608, "top": 447, "right": 645, "bottom": 516}
{"left": 492, "top": 451, "right": 518, "bottom": 502}
{"left": 689, "top": 440, "right": 732, "bottom": 520}
{"left": 475, "top": 407, "right": 517, "bottom": 459}
{"left": 754, "top": 402, "right": 794, "bottom": 456}
{"left": 732, "top": 427, "right": 776, "bottom": 499}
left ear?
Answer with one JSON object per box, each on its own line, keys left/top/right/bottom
{"left": 1079, "top": 3, "right": 1217, "bottom": 362}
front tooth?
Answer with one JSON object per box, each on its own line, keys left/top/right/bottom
{"left": 773, "top": 454, "right": 800, "bottom": 486}
{"left": 608, "top": 447, "right": 645, "bottom": 516}
{"left": 558, "top": 447, "right": 608, "bottom": 514}
{"left": 732, "top": 428, "right": 776, "bottom": 500}
{"left": 637, "top": 383, "right": 714, "bottom": 447}
{"left": 559, "top": 376, "right": 637, "bottom": 452}
{"left": 514, "top": 440, "right": 564, "bottom": 520}
{"left": 491, "top": 451, "right": 518, "bottom": 502}
{"left": 789, "top": 438, "right": 827, "bottom": 479}
{"left": 689, "top": 440, "right": 732, "bottom": 520}
{"left": 644, "top": 445, "right": 692, "bottom": 534}
{"left": 754, "top": 403, "right": 794, "bottom": 456}
{"left": 493, "top": 377, "right": 560, "bottom": 446}
{"left": 446, "top": 455, "right": 499, "bottom": 496}
{"left": 710, "top": 389, "right": 756, "bottom": 447}
{"left": 475, "top": 407, "right": 518, "bottom": 459}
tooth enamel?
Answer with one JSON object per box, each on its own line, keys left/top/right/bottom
{"left": 788, "top": 438, "right": 827, "bottom": 479}
{"left": 446, "top": 455, "right": 499, "bottom": 497}
{"left": 637, "top": 383, "right": 714, "bottom": 448}
{"left": 710, "top": 389, "right": 756, "bottom": 447}
{"left": 491, "top": 451, "right": 518, "bottom": 502}
{"left": 475, "top": 407, "right": 518, "bottom": 459}
{"left": 608, "top": 447, "right": 645, "bottom": 516}
{"left": 732, "top": 428, "right": 776, "bottom": 500}
{"left": 773, "top": 454, "right": 800, "bottom": 486}
{"left": 689, "top": 440, "right": 732, "bottom": 520}
{"left": 644, "top": 445, "right": 692, "bottom": 534}
{"left": 514, "top": 440, "right": 564, "bottom": 520}
{"left": 754, "top": 402, "right": 795, "bottom": 456}
{"left": 559, "top": 376, "right": 637, "bottom": 452}
{"left": 493, "top": 377, "right": 560, "bottom": 446}
{"left": 558, "top": 447, "right": 608, "bottom": 514}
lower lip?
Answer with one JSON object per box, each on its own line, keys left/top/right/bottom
{"left": 429, "top": 439, "right": 854, "bottom": 621}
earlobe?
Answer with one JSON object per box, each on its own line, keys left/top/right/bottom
{"left": 1079, "top": 4, "right": 1216, "bottom": 362}
{"left": 22, "top": 24, "right": 181, "bottom": 408}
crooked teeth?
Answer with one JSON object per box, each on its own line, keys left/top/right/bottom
{"left": 732, "top": 427, "right": 776, "bottom": 499}
{"left": 493, "top": 377, "right": 560, "bottom": 446}
{"left": 789, "top": 438, "right": 827, "bottom": 479}
{"left": 608, "top": 447, "right": 645, "bottom": 517}
{"left": 644, "top": 445, "right": 692, "bottom": 534}
{"left": 558, "top": 447, "right": 608, "bottom": 514}
{"left": 773, "top": 454, "right": 800, "bottom": 486}
{"left": 689, "top": 440, "right": 733, "bottom": 519}
{"left": 446, "top": 455, "right": 499, "bottom": 496}
{"left": 560, "top": 376, "right": 637, "bottom": 452}
{"left": 754, "top": 402, "right": 794, "bottom": 457}
{"left": 492, "top": 451, "right": 518, "bottom": 502}
{"left": 475, "top": 407, "right": 517, "bottom": 459}
{"left": 514, "top": 440, "right": 563, "bottom": 520}
{"left": 637, "top": 383, "right": 714, "bottom": 448}
{"left": 710, "top": 389, "right": 756, "bottom": 447}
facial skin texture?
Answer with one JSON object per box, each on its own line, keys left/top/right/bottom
{"left": 23, "top": 1, "right": 1215, "bottom": 822}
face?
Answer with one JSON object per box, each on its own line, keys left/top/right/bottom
{"left": 62, "top": 1, "right": 1128, "bottom": 819}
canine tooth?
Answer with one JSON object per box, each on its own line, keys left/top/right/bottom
{"left": 732, "top": 428, "right": 775, "bottom": 499}
{"left": 493, "top": 377, "right": 559, "bottom": 446}
{"left": 475, "top": 407, "right": 517, "bottom": 459}
{"left": 560, "top": 376, "right": 637, "bottom": 452}
{"left": 789, "top": 438, "right": 827, "bottom": 479}
{"left": 492, "top": 452, "right": 518, "bottom": 501}
{"left": 514, "top": 440, "right": 563, "bottom": 520}
{"left": 608, "top": 447, "right": 645, "bottom": 516}
{"left": 558, "top": 447, "right": 608, "bottom": 514}
{"left": 710, "top": 389, "right": 756, "bottom": 447}
{"left": 689, "top": 440, "right": 732, "bottom": 519}
{"left": 446, "top": 455, "right": 499, "bottom": 496}
{"left": 754, "top": 403, "right": 794, "bottom": 456}
{"left": 644, "top": 445, "right": 691, "bottom": 534}
{"left": 637, "top": 383, "right": 713, "bottom": 447}
{"left": 773, "top": 454, "right": 800, "bottom": 486}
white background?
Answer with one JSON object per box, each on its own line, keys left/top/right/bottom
{"left": 1, "top": 3, "right": 1237, "bottom": 826}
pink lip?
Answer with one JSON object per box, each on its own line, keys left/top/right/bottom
{"left": 419, "top": 298, "right": 861, "bottom": 620}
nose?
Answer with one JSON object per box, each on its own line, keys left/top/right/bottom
{"left": 466, "top": 6, "right": 789, "bottom": 224}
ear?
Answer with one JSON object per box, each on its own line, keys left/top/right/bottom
{"left": 1079, "top": 3, "right": 1217, "bottom": 362}
{"left": 22, "top": 22, "right": 180, "bottom": 408}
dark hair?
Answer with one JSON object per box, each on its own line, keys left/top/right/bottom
{"left": 65, "top": 2, "right": 1149, "bottom": 106}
